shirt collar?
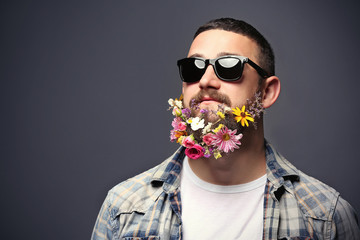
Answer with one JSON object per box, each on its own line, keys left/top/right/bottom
{"left": 151, "top": 141, "right": 300, "bottom": 193}
{"left": 265, "top": 140, "right": 300, "bottom": 189}
{"left": 151, "top": 147, "right": 185, "bottom": 193}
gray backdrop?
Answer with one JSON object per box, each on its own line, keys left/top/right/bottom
{"left": 1, "top": 1, "right": 360, "bottom": 239}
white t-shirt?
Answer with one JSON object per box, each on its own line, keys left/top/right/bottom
{"left": 181, "top": 157, "right": 266, "bottom": 239}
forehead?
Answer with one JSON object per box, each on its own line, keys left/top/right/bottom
{"left": 187, "top": 29, "right": 259, "bottom": 61}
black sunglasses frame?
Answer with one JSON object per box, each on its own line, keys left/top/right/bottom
{"left": 177, "top": 55, "right": 269, "bottom": 83}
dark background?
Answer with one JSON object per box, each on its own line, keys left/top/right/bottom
{"left": 1, "top": 1, "right": 360, "bottom": 239}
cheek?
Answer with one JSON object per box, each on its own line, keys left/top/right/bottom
{"left": 182, "top": 84, "right": 197, "bottom": 107}
{"left": 226, "top": 87, "right": 249, "bottom": 107}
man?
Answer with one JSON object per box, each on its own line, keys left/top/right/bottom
{"left": 92, "top": 18, "right": 359, "bottom": 239}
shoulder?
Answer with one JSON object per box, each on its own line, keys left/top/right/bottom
{"left": 266, "top": 142, "right": 356, "bottom": 220}
{"left": 266, "top": 143, "right": 360, "bottom": 238}
{"left": 91, "top": 149, "right": 186, "bottom": 239}
{"left": 267, "top": 142, "right": 360, "bottom": 237}
{"left": 266, "top": 142, "right": 339, "bottom": 217}
{"left": 104, "top": 159, "right": 169, "bottom": 217}
{"left": 293, "top": 169, "right": 339, "bottom": 219}
{"left": 294, "top": 170, "right": 360, "bottom": 237}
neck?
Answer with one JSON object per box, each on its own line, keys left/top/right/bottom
{"left": 187, "top": 122, "right": 266, "bottom": 185}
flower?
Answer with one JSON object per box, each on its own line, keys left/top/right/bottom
{"left": 200, "top": 109, "right": 209, "bottom": 114}
{"left": 172, "top": 117, "right": 187, "bottom": 131}
{"left": 178, "top": 136, "right": 185, "bottom": 144}
{"left": 211, "top": 126, "right": 243, "bottom": 153}
{"left": 190, "top": 117, "right": 205, "bottom": 131}
{"left": 170, "top": 130, "right": 177, "bottom": 142}
{"left": 216, "top": 111, "right": 225, "bottom": 119}
{"left": 232, "top": 105, "right": 255, "bottom": 127}
{"left": 168, "top": 92, "right": 262, "bottom": 159}
{"left": 190, "top": 99, "right": 199, "bottom": 109}
{"left": 185, "top": 144, "right": 204, "bottom": 159}
{"left": 203, "top": 133, "right": 215, "bottom": 146}
{"left": 174, "top": 99, "right": 183, "bottom": 109}
{"left": 202, "top": 122, "right": 213, "bottom": 135}
{"left": 170, "top": 129, "right": 187, "bottom": 142}
{"left": 177, "top": 94, "right": 183, "bottom": 101}
{"left": 224, "top": 106, "right": 232, "bottom": 112}
{"left": 182, "top": 135, "right": 195, "bottom": 148}
{"left": 172, "top": 107, "right": 182, "bottom": 117}
{"left": 182, "top": 108, "right": 191, "bottom": 118}
{"left": 204, "top": 148, "right": 212, "bottom": 158}
{"left": 213, "top": 124, "right": 224, "bottom": 133}
{"left": 213, "top": 150, "right": 222, "bottom": 159}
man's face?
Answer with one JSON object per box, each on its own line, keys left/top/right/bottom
{"left": 182, "top": 30, "right": 262, "bottom": 112}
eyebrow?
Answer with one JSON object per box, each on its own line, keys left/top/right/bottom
{"left": 188, "top": 52, "right": 241, "bottom": 59}
{"left": 187, "top": 53, "right": 204, "bottom": 58}
{"left": 217, "top": 52, "right": 239, "bottom": 57}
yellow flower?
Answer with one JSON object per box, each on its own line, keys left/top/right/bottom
{"left": 214, "top": 150, "right": 222, "bottom": 159}
{"left": 213, "top": 124, "right": 224, "bottom": 133}
{"left": 232, "top": 106, "right": 254, "bottom": 127}
{"left": 178, "top": 136, "right": 185, "bottom": 144}
{"left": 175, "top": 131, "right": 187, "bottom": 143}
{"left": 216, "top": 111, "right": 225, "bottom": 119}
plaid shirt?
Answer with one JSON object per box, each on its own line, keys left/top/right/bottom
{"left": 92, "top": 142, "right": 360, "bottom": 239}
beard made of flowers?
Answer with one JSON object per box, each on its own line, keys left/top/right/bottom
{"left": 168, "top": 92, "right": 264, "bottom": 160}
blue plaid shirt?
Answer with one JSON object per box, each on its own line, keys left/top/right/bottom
{"left": 92, "top": 142, "right": 360, "bottom": 239}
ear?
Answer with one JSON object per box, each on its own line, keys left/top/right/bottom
{"left": 261, "top": 76, "right": 281, "bottom": 109}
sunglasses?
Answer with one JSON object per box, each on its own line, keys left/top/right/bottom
{"left": 177, "top": 55, "right": 269, "bottom": 83}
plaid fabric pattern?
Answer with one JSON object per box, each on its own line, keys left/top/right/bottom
{"left": 92, "top": 142, "right": 360, "bottom": 239}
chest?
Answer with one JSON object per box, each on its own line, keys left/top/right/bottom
{"left": 181, "top": 183, "right": 264, "bottom": 239}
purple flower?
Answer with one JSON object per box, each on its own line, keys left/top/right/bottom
{"left": 200, "top": 109, "right": 208, "bottom": 114}
{"left": 190, "top": 99, "right": 200, "bottom": 109}
{"left": 182, "top": 108, "right": 191, "bottom": 118}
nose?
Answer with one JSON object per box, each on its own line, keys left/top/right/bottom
{"left": 199, "top": 65, "right": 221, "bottom": 90}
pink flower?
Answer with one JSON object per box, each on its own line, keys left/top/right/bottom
{"left": 211, "top": 126, "right": 243, "bottom": 153}
{"left": 170, "top": 130, "right": 177, "bottom": 142}
{"left": 185, "top": 144, "right": 204, "bottom": 159}
{"left": 172, "top": 117, "right": 187, "bottom": 131}
{"left": 182, "top": 136, "right": 195, "bottom": 148}
{"left": 203, "top": 133, "right": 215, "bottom": 146}
{"left": 172, "top": 107, "right": 182, "bottom": 116}
{"left": 170, "top": 129, "right": 186, "bottom": 142}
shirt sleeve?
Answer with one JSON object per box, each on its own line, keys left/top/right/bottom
{"left": 332, "top": 197, "right": 360, "bottom": 240}
{"left": 91, "top": 195, "right": 115, "bottom": 240}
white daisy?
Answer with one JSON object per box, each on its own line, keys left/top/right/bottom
{"left": 190, "top": 117, "right": 205, "bottom": 131}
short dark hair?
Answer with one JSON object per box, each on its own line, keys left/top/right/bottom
{"left": 194, "top": 18, "right": 275, "bottom": 77}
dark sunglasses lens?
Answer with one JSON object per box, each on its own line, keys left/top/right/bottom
{"left": 179, "top": 59, "right": 206, "bottom": 82}
{"left": 215, "top": 57, "right": 243, "bottom": 81}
